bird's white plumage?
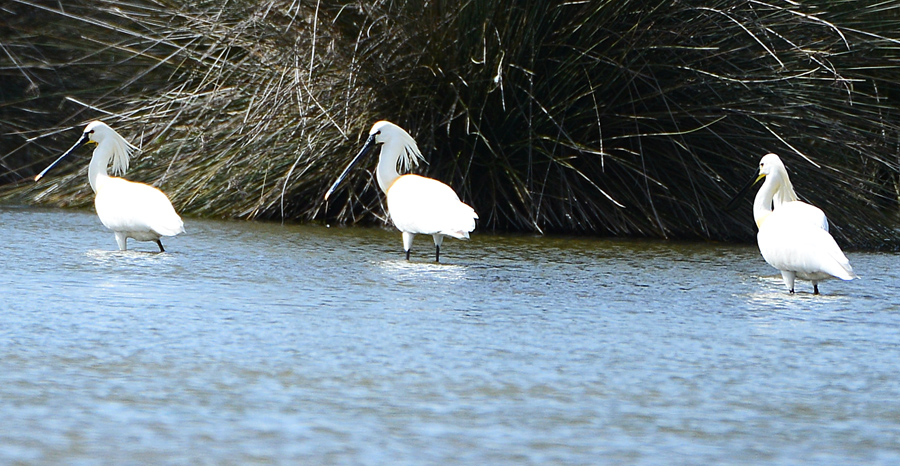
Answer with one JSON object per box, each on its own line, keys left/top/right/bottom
{"left": 750, "top": 153, "right": 856, "bottom": 293}
{"left": 765, "top": 180, "right": 827, "bottom": 233}
{"left": 773, "top": 200, "right": 829, "bottom": 232}
{"left": 326, "top": 121, "right": 477, "bottom": 261}
{"left": 95, "top": 178, "right": 185, "bottom": 238}
{"left": 387, "top": 174, "right": 478, "bottom": 239}
{"left": 37, "top": 121, "right": 184, "bottom": 251}
{"left": 758, "top": 213, "right": 856, "bottom": 286}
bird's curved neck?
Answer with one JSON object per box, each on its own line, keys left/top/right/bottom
{"left": 375, "top": 142, "right": 403, "bottom": 193}
{"left": 753, "top": 175, "right": 778, "bottom": 229}
{"left": 87, "top": 141, "right": 113, "bottom": 193}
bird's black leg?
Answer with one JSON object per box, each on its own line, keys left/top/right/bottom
{"left": 156, "top": 240, "right": 166, "bottom": 253}
{"left": 405, "top": 249, "right": 410, "bottom": 260}
{"left": 789, "top": 289, "right": 795, "bottom": 294}
{"left": 435, "top": 245, "right": 440, "bottom": 263}
{"left": 813, "top": 284, "right": 819, "bottom": 295}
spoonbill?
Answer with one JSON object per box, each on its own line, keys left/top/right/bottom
{"left": 34, "top": 121, "right": 185, "bottom": 252}
{"left": 324, "top": 121, "right": 477, "bottom": 262}
{"left": 727, "top": 153, "right": 856, "bottom": 294}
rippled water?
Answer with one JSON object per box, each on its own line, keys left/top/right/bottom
{"left": 2, "top": 205, "right": 899, "bottom": 465}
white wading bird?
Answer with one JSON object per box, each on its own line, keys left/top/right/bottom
{"left": 727, "top": 153, "right": 857, "bottom": 294}
{"left": 34, "top": 121, "right": 185, "bottom": 252}
{"left": 324, "top": 121, "right": 477, "bottom": 262}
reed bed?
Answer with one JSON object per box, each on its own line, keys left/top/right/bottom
{"left": 2, "top": 0, "right": 900, "bottom": 248}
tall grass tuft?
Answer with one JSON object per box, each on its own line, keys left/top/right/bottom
{"left": 2, "top": 0, "right": 900, "bottom": 248}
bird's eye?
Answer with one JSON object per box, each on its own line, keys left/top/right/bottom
{"left": 88, "top": 130, "right": 94, "bottom": 134}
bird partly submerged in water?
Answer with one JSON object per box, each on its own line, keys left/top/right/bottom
{"left": 324, "top": 121, "right": 477, "bottom": 262}
{"left": 35, "top": 121, "right": 184, "bottom": 252}
{"left": 727, "top": 153, "right": 857, "bottom": 294}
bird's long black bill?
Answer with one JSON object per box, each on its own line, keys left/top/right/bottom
{"left": 323, "top": 133, "right": 377, "bottom": 201}
{"left": 34, "top": 133, "right": 90, "bottom": 182}
{"left": 724, "top": 170, "right": 764, "bottom": 211}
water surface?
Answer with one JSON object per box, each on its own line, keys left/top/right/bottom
{"left": 2, "top": 206, "right": 899, "bottom": 465}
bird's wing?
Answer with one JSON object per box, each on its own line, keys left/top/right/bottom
{"left": 95, "top": 178, "right": 184, "bottom": 236}
{"left": 758, "top": 213, "right": 855, "bottom": 280}
{"left": 779, "top": 201, "right": 829, "bottom": 232}
{"left": 387, "top": 175, "right": 477, "bottom": 237}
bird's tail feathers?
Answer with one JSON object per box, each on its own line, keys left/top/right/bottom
{"left": 153, "top": 220, "right": 185, "bottom": 237}
{"left": 824, "top": 254, "right": 857, "bottom": 281}
{"left": 438, "top": 204, "right": 477, "bottom": 240}
{"left": 441, "top": 230, "right": 470, "bottom": 240}
{"left": 837, "top": 265, "right": 859, "bottom": 281}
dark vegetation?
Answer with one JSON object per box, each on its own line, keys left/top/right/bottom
{"left": 2, "top": 0, "right": 900, "bottom": 248}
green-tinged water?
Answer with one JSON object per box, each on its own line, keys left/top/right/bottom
{"left": 2, "top": 206, "right": 899, "bottom": 465}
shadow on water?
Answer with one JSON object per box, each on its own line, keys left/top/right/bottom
{"left": 1, "top": 206, "right": 899, "bottom": 465}
{"left": 85, "top": 248, "right": 176, "bottom": 263}
{"left": 377, "top": 259, "right": 470, "bottom": 281}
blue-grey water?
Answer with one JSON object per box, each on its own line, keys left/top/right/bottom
{"left": 1, "top": 205, "right": 899, "bottom": 465}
